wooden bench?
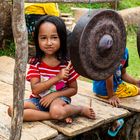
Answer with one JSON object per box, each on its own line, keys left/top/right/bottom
{"left": 0, "top": 56, "right": 139, "bottom": 140}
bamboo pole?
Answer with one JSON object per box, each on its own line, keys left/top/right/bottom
{"left": 9, "top": 0, "right": 28, "bottom": 140}
{"left": 25, "top": 0, "right": 118, "bottom": 3}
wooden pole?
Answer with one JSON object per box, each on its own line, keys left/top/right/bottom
{"left": 9, "top": 0, "right": 28, "bottom": 140}
{"left": 25, "top": 0, "right": 118, "bottom": 3}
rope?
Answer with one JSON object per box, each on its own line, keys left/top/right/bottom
{"left": 88, "top": 0, "right": 92, "bottom": 16}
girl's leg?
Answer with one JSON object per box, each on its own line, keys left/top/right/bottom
{"left": 8, "top": 101, "right": 52, "bottom": 121}
{"left": 49, "top": 98, "right": 95, "bottom": 121}
{"left": 23, "top": 101, "right": 53, "bottom": 121}
{"left": 8, "top": 101, "right": 38, "bottom": 117}
{"left": 23, "top": 109, "right": 51, "bottom": 121}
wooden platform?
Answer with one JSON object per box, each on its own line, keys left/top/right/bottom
{"left": 43, "top": 94, "right": 130, "bottom": 137}
{"left": 77, "top": 80, "right": 140, "bottom": 112}
{"left": 0, "top": 56, "right": 139, "bottom": 139}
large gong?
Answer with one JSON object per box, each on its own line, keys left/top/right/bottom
{"left": 70, "top": 9, "right": 126, "bottom": 80}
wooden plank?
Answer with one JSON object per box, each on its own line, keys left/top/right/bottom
{"left": 61, "top": 17, "right": 75, "bottom": 21}
{"left": 0, "top": 81, "right": 30, "bottom": 105}
{"left": 0, "top": 56, "right": 15, "bottom": 85}
{"left": 120, "top": 96, "right": 140, "bottom": 112}
{"left": 43, "top": 94, "right": 129, "bottom": 137}
{"left": 0, "top": 56, "right": 31, "bottom": 91}
{"left": 77, "top": 80, "right": 140, "bottom": 112}
{"left": 72, "top": 94, "right": 130, "bottom": 121}
{"left": 94, "top": 95, "right": 140, "bottom": 112}
{"left": 0, "top": 103, "right": 58, "bottom": 140}
{"left": 78, "top": 82, "right": 140, "bottom": 112}
{"left": 60, "top": 13, "right": 72, "bottom": 17}
{"left": 22, "top": 122, "right": 58, "bottom": 140}
{"left": 0, "top": 56, "right": 15, "bottom": 75}
{"left": 77, "top": 79, "right": 92, "bottom": 91}
{"left": 43, "top": 117, "right": 104, "bottom": 137}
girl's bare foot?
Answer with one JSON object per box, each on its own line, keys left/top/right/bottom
{"left": 65, "top": 117, "right": 73, "bottom": 124}
{"left": 80, "top": 107, "right": 95, "bottom": 119}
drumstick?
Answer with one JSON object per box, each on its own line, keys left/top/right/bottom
{"left": 66, "top": 61, "right": 71, "bottom": 69}
{"left": 90, "top": 98, "right": 92, "bottom": 107}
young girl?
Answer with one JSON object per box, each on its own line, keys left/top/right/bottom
{"left": 93, "top": 47, "right": 140, "bottom": 136}
{"left": 8, "top": 15, "right": 95, "bottom": 123}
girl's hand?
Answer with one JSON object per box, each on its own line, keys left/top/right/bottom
{"left": 40, "top": 93, "right": 57, "bottom": 108}
{"left": 108, "top": 95, "right": 120, "bottom": 107}
{"left": 57, "top": 68, "right": 70, "bottom": 80}
{"left": 57, "top": 61, "right": 71, "bottom": 80}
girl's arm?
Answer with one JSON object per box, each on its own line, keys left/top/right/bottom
{"left": 30, "top": 66, "right": 70, "bottom": 95}
{"left": 106, "top": 75, "right": 114, "bottom": 98}
{"left": 121, "top": 68, "right": 140, "bottom": 86}
{"left": 30, "top": 75, "right": 62, "bottom": 95}
{"left": 106, "top": 75, "right": 120, "bottom": 107}
{"left": 40, "top": 80, "right": 77, "bottom": 107}
{"left": 56, "top": 80, "right": 77, "bottom": 97}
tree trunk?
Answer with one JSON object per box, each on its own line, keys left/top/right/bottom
{"left": 0, "top": 0, "right": 12, "bottom": 48}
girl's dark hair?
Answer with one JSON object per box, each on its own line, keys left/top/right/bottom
{"left": 33, "top": 15, "right": 68, "bottom": 64}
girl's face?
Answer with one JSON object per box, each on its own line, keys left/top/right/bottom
{"left": 38, "top": 22, "right": 60, "bottom": 56}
